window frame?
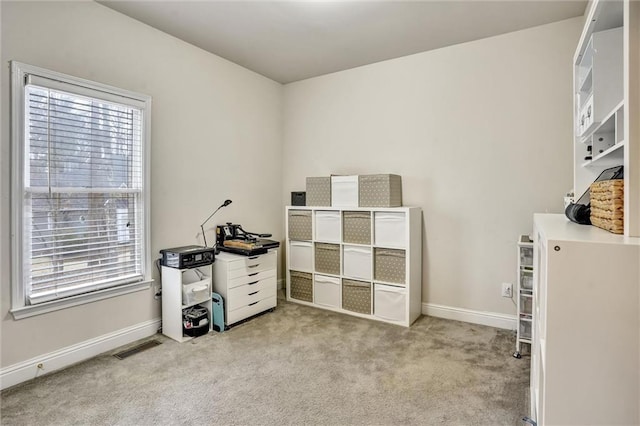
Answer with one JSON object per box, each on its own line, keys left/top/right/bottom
{"left": 10, "top": 61, "right": 153, "bottom": 319}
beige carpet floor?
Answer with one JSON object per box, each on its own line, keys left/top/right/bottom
{"left": 1, "top": 296, "right": 529, "bottom": 425}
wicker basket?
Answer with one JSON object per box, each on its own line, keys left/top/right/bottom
{"left": 590, "top": 179, "right": 623, "bottom": 234}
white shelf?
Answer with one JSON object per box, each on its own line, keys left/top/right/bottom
{"left": 286, "top": 206, "right": 422, "bottom": 327}
{"left": 581, "top": 141, "right": 624, "bottom": 167}
{"left": 580, "top": 100, "right": 623, "bottom": 143}
{"left": 161, "top": 264, "right": 213, "bottom": 342}
{"left": 573, "top": 7, "right": 624, "bottom": 199}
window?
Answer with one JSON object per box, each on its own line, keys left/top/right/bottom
{"left": 10, "top": 62, "right": 152, "bottom": 318}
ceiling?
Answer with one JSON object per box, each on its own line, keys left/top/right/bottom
{"left": 98, "top": 1, "right": 587, "bottom": 84}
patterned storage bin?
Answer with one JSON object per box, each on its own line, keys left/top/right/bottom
{"left": 306, "top": 177, "right": 331, "bottom": 207}
{"left": 359, "top": 174, "right": 402, "bottom": 207}
{"left": 374, "top": 248, "right": 406, "bottom": 284}
{"left": 343, "top": 211, "right": 371, "bottom": 245}
{"left": 290, "top": 270, "right": 313, "bottom": 302}
{"left": 314, "top": 243, "right": 340, "bottom": 275}
{"left": 288, "top": 210, "right": 312, "bottom": 240}
{"left": 342, "top": 279, "right": 371, "bottom": 314}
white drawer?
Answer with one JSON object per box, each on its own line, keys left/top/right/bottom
{"left": 374, "top": 212, "right": 406, "bottom": 248}
{"left": 374, "top": 283, "right": 406, "bottom": 323}
{"left": 228, "top": 253, "right": 277, "bottom": 279}
{"left": 314, "top": 210, "right": 341, "bottom": 242}
{"left": 289, "top": 241, "right": 313, "bottom": 272}
{"left": 343, "top": 245, "right": 372, "bottom": 280}
{"left": 313, "top": 274, "right": 340, "bottom": 309}
{"left": 228, "top": 268, "right": 276, "bottom": 289}
{"left": 227, "top": 295, "right": 277, "bottom": 325}
{"left": 227, "top": 251, "right": 276, "bottom": 271}
{"left": 227, "top": 276, "right": 277, "bottom": 310}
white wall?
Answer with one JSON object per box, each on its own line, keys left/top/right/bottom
{"left": 0, "top": 1, "right": 283, "bottom": 368}
{"left": 283, "top": 18, "right": 582, "bottom": 317}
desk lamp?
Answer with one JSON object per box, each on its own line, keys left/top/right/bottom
{"left": 200, "top": 199, "right": 232, "bottom": 247}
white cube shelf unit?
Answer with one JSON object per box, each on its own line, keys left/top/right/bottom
{"left": 285, "top": 206, "right": 422, "bottom": 327}
{"left": 161, "top": 264, "right": 213, "bottom": 342}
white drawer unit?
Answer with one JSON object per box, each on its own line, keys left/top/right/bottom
{"left": 213, "top": 250, "right": 278, "bottom": 328}
{"left": 286, "top": 206, "right": 422, "bottom": 327}
{"left": 513, "top": 234, "right": 534, "bottom": 359}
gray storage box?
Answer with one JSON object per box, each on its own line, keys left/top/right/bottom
{"left": 342, "top": 279, "right": 371, "bottom": 314}
{"left": 343, "top": 211, "right": 371, "bottom": 245}
{"left": 374, "top": 248, "right": 406, "bottom": 284}
{"left": 288, "top": 210, "right": 312, "bottom": 240}
{"left": 359, "top": 174, "right": 402, "bottom": 207}
{"left": 290, "top": 270, "right": 313, "bottom": 302}
{"left": 306, "top": 177, "right": 331, "bottom": 207}
{"left": 314, "top": 243, "right": 340, "bottom": 275}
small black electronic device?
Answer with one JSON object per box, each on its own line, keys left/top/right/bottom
{"left": 565, "top": 165, "right": 623, "bottom": 225}
{"left": 160, "top": 245, "right": 215, "bottom": 269}
{"left": 216, "top": 222, "right": 280, "bottom": 256}
{"left": 291, "top": 191, "right": 306, "bottom": 206}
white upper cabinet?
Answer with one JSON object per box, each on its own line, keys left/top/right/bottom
{"left": 573, "top": 0, "right": 640, "bottom": 236}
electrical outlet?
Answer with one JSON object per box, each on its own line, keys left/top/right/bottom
{"left": 501, "top": 283, "right": 513, "bottom": 298}
{"left": 154, "top": 285, "right": 162, "bottom": 300}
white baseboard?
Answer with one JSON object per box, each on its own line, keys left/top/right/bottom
{"left": 422, "top": 303, "right": 516, "bottom": 330}
{"left": 0, "top": 318, "right": 161, "bottom": 391}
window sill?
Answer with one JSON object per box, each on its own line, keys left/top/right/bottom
{"left": 10, "top": 280, "right": 153, "bottom": 320}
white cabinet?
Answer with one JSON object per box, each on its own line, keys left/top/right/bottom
{"left": 513, "top": 235, "right": 533, "bottom": 358}
{"left": 576, "top": 27, "right": 623, "bottom": 138}
{"left": 161, "top": 264, "right": 213, "bottom": 342}
{"left": 285, "top": 206, "right": 422, "bottom": 327}
{"left": 212, "top": 250, "right": 277, "bottom": 328}
{"left": 530, "top": 214, "right": 640, "bottom": 425}
{"left": 573, "top": 0, "right": 640, "bottom": 237}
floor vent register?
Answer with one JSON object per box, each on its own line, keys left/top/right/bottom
{"left": 113, "top": 340, "right": 161, "bottom": 360}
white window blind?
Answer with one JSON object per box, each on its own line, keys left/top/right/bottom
{"left": 17, "top": 69, "right": 149, "bottom": 306}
